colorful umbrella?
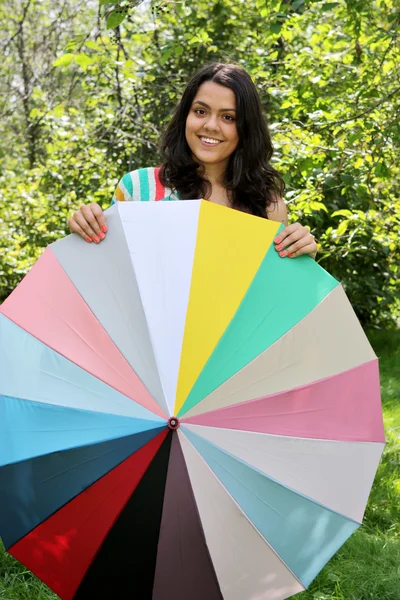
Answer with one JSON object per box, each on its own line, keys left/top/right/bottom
{"left": 0, "top": 200, "right": 384, "bottom": 600}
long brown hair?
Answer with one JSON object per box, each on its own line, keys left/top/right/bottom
{"left": 159, "top": 62, "right": 284, "bottom": 217}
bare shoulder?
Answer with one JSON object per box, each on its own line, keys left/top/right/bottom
{"left": 267, "top": 196, "right": 288, "bottom": 226}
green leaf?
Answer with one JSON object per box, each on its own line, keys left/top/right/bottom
{"left": 85, "top": 40, "right": 101, "bottom": 50}
{"left": 64, "top": 35, "right": 86, "bottom": 52}
{"left": 321, "top": 2, "right": 340, "bottom": 10}
{"left": 29, "top": 108, "right": 41, "bottom": 119}
{"left": 106, "top": 8, "right": 127, "bottom": 29}
{"left": 340, "top": 174, "right": 355, "bottom": 185}
{"left": 51, "top": 105, "right": 64, "bottom": 118}
{"left": 332, "top": 209, "right": 353, "bottom": 217}
{"left": 336, "top": 220, "right": 349, "bottom": 236}
{"left": 374, "top": 162, "right": 390, "bottom": 177}
{"left": 100, "top": 0, "right": 118, "bottom": 4}
{"left": 160, "top": 46, "right": 174, "bottom": 66}
{"left": 53, "top": 53, "right": 74, "bottom": 67}
{"left": 323, "top": 175, "right": 337, "bottom": 188}
{"left": 292, "top": 0, "right": 305, "bottom": 10}
{"left": 174, "top": 45, "right": 184, "bottom": 56}
{"left": 310, "top": 201, "right": 328, "bottom": 212}
{"left": 74, "top": 53, "right": 95, "bottom": 69}
{"left": 270, "top": 23, "right": 282, "bottom": 34}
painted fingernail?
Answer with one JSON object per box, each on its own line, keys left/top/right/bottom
{"left": 275, "top": 237, "right": 281, "bottom": 244}
{"left": 99, "top": 232, "right": 105, "bottom": 240}
{"left": 101, "top": 225, "right": 107, "bottom": 233}
{"left": 279, "top": 251, "right": 286, "bottom": 257}
{"left": 289, "top": 253, "right": 294, "bottom": 258}
{"left": 86, "top": 236, "right": 93, "bottom": 243}
{"left": 276, "top": 244, "right": 282, "bottom": 251}
{"left": 93, "top": 236, "right": 100, "bottom": 243}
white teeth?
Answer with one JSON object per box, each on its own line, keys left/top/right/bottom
{"left": 200, "top": 137, "right": 221, "bottom": 145}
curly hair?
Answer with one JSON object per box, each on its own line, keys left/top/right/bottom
{"left": 159, "top": 62, "right": 284, "bottom": 218}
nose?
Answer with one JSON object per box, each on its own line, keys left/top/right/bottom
{"left": 204, "top": 112, "right": 220, "bottom": 132}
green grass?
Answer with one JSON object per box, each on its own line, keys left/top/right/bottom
{"left": 0, "top": 330, "right": 399, "bottom": 600}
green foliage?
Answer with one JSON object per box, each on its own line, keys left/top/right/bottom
{"left": 0, "top": 0, "right": 399, "bottom": 326}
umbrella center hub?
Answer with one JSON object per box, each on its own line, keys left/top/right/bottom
{"left": 168, "top": 417, "right": 180, "bottom": 430}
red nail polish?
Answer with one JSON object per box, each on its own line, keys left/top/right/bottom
{"left": 276, "top": 244, "right": 282, "bottom": 251}
{"left": 279, "top": 251, "right": 286, "bottom": 257}
{"left": 275, "top": 237, "right": 281, "bottom": 244}
{"left": 86, "top": 236, "right": 93, "bottom": 243}
{"left": 93, "top": 236, "right": 100, "bottom": 243}
{"left": 101, "top": 225, "right": 107, "bottom": 233}
{"left": 99, "top": 232, "right": 105, "bottom": 240}
{"left": 289, "top": 253, "right": 294, "bottom": 258}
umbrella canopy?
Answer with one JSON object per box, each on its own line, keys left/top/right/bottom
{"left": 0, "top": 200, "right": 384, "bottom": 600}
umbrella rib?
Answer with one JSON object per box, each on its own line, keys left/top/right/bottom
{"left": 186, "top": 289, "right": 338, "bottom": 416}
{"left": 202, "top": 305, "right": 277, "bottom": 385}
{"left": 107, "top": 276, "right": 169, "bottom": 416}
{"left": 34, "top": 366, "right": 160, "bottom": 419}
{"left": 190, "top": 431, "right": 362, "bottom": 523}
{"left": 192, "top": 435, "right": 306, "bottom": 484}
{"left": 207, "top": 454, "right": 289, "bottom": 520}
{"left": 37, "top": 436, "right": 149, "bottom": 485}
{"left": 107, "top": 281, "right": 157, "bottom": 375}
{"left": 40, "top": 299, "right": 142, "bottom": 392}
{"left": 198, "top": 407, "right": 326, "bottom": 422}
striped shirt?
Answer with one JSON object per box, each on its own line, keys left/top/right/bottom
{"left": 111, "top": 166, "right": 180, "bottom": 205}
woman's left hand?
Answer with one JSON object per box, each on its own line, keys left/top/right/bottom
{"left": 274, "top": 223, "right": 318, "bottom": 260}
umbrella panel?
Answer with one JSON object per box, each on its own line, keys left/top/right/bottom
{"left": 118, "top": 200, "right": 201, "bottom": 416}
{"left": 153, "top": 433, "right": 223, "bottom": 600}
{"left": 0, "top": 394, "right": 163, "bottom": 467}
{"left": 183, "top": 360, "right": 384, "bottom": 442}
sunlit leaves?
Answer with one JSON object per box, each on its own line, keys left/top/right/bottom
{"left": 1, "top": 0, "right": 399, "bottom": 325}
{"left": 106, "top": 8, "right": 128, "bottom": 28}
{"left": 53, "top": 53, "right": 75, "bottom": 67}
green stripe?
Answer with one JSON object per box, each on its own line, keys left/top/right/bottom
{"left": 178, "top": 245, "right": 339, "bottom": 417}
{"left": 121, "top": 173, "right": 133, "bottom": 199}
{"left": 138, "top": 168, "right": 150, "bottom": 201}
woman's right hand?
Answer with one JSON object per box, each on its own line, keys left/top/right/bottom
{"left": 68, "top": 202, "right": 108, "bottom": 243}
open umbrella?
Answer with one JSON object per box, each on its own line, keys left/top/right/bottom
{"left": 0, "top": 200, "right": 384, "bottom": 600}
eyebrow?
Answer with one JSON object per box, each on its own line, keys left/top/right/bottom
{"left": 193, "top": 100, "right": 236, "bottom": 112}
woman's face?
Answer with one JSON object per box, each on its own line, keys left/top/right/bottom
{"left": 185, "top": 81, "right": 239, "bottom": 169}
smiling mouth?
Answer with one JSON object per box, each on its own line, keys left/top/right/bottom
{"left": 198, "top": 136, "right": 223, "bottom": 146}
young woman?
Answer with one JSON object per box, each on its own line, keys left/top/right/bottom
{"left": 68, "top": 62, "right": 317, "bottom": 260}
